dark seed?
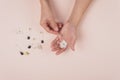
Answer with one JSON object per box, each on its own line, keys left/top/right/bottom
{"left": 27, "top": 36, "right": 30, "bottom": 40}
{"left": 20, "top": 52, "right": 24, "bottom": 55}
{"left": 41, "top": 40, "right": 44, "bottom": 44}
{"left": 28, "top": 45, "right": 32, "bottom": 49}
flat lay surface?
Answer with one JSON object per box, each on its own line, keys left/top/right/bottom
{"left": 0, "top": 0, "right": 120, "bottom": 80}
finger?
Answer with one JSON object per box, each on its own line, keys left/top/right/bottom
{"left": 45, "top": 28, "right": 58, "bottom": 35}
{"left": 50, "top": 21, "right": 59, "bottom": 31}
{"left": 70, "top": 40, "right": 76, "bottom": 51}
{"left": 58, "top": 34, "right": 63, "bottom": 41}
{"left": 42, "top": 23, "right": 58, "bottom": 35}
{"left": 52, "top": 43, "right": 59, "bottom": 51}
{"left": 57, "top": 23, "right": 63, "bottom": 28}
{"left": 56, "top": 48, "right": 67, "bottom": 55}
{"left": 52, "top": 46, "right": 61, "bottom": 52}
{"left": 51, "top": 37, "right": 59, "bottom": 48}
{"left": 49, "top": 30, "right": 59, "bottom": 35}
{"left": 51, "top": 40, "right": 60, "bottom": 51}
{"left": 51, "top": 43, "right": 60, "bottom": 52}
{"left": 42, "top": 23, "right": 51, "bottom": 32}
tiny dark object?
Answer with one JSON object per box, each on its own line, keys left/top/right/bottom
{"left": 28, "top": 45, "right": 32, "bottom": 49}
{"left": 27, "top": 36, "right": 30, "bottom": 40}
{"left": 29, "top": 28, "right": 32, "bottom": 30}
{"left": 20, "top": 52, "right": 24, "bottom": 55}
{"left": 41, "top": 40, "right": 44, "bottom": 44}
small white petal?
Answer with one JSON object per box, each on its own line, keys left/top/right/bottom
{"left": 60, "top": 40, "right": 67, "bottom": 48}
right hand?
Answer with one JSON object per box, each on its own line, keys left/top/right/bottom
{"left": 40, "top": 7, "right": 60, "bottom": 35}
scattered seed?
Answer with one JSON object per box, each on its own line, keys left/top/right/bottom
{"left": 28, "top": 45, "right": 32, "bottom": 49}
{"left": 27, "top": 36, "right": 30, "bottom": 40}
{"left": 37, "top": 45, "right": 42, "bottom": 49}
{"left": 33, "top": 38, "right": 35, "bottom": 40}
{"left": 18, "top": 30, "right": 21, "bottom": 33}
{"left": 16, "top": 30, "right": 22, "bottom": 34}
{"left": 20, "top": 51, "right": 24, "bottom": 55}
{"left": 28, "top": 28, "right": 32, "bottom": 31}
{"left": 41, "top": 40, "right": 44, "bottom": 44}
{"left": 40, "top": 31, "right": 43, "bottom": 34}
{"left": 24, "top": 51, "right": 30, "bottom": 55}
{"left": 20, "top": 51, "right": 30, "bottom": 55}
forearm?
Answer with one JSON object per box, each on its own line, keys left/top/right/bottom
{"left": 40, "top": 0, "right": 54, "bottom": 18}
{"left": 68, "top": 0, "right": 92, "bottom": 27}
{"left": 40, "top": 0, "right": 52, "bottom": 12}
{"left": 40, "top": 0, "right": 49, "bottom": 7}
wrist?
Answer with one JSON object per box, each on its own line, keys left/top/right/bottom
{"left": 40, "top": 0, "right": 51, "bottom": 11}
{"left": 66, "top": 19, "right": 77, "bottom": 27}
{"left": 65, "top": 20, "right": 78, "bottom": 30}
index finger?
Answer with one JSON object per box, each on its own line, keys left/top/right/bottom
{"left": 42, "top": 23, "right": 59, "bottom": 35}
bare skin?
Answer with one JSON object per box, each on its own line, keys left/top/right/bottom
{"left": 40, "top": 0, "right": 62, "bottom": 35}
{"left": 40, "top": 0, "right": 93, "bottom": 55}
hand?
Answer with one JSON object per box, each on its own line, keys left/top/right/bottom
{"left": 40, "top": 2, "right": 60, "bottom": 35}
{"left": 51, "top": 36, "right": 68, "bottom": 55}
{"left": 51, "top": 22, "right": 77, "bottom": 55}
{"left": 60, "top": 22, "right": 77, "bottom": 51}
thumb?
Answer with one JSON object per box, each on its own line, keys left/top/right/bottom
{"left": 70, "top": 40, "right": 76, "bottom": 51}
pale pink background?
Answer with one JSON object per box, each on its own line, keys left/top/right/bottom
{"left": 0, "top": 0, "right": 120, "bottom": 80}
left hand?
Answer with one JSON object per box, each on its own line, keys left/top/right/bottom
{"left": 51, "top": 22, "right": 77, "bottom": 55}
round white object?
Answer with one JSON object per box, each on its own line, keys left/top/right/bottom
{"left": 60, "top": 40, "right": 67, "bottom": 48}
